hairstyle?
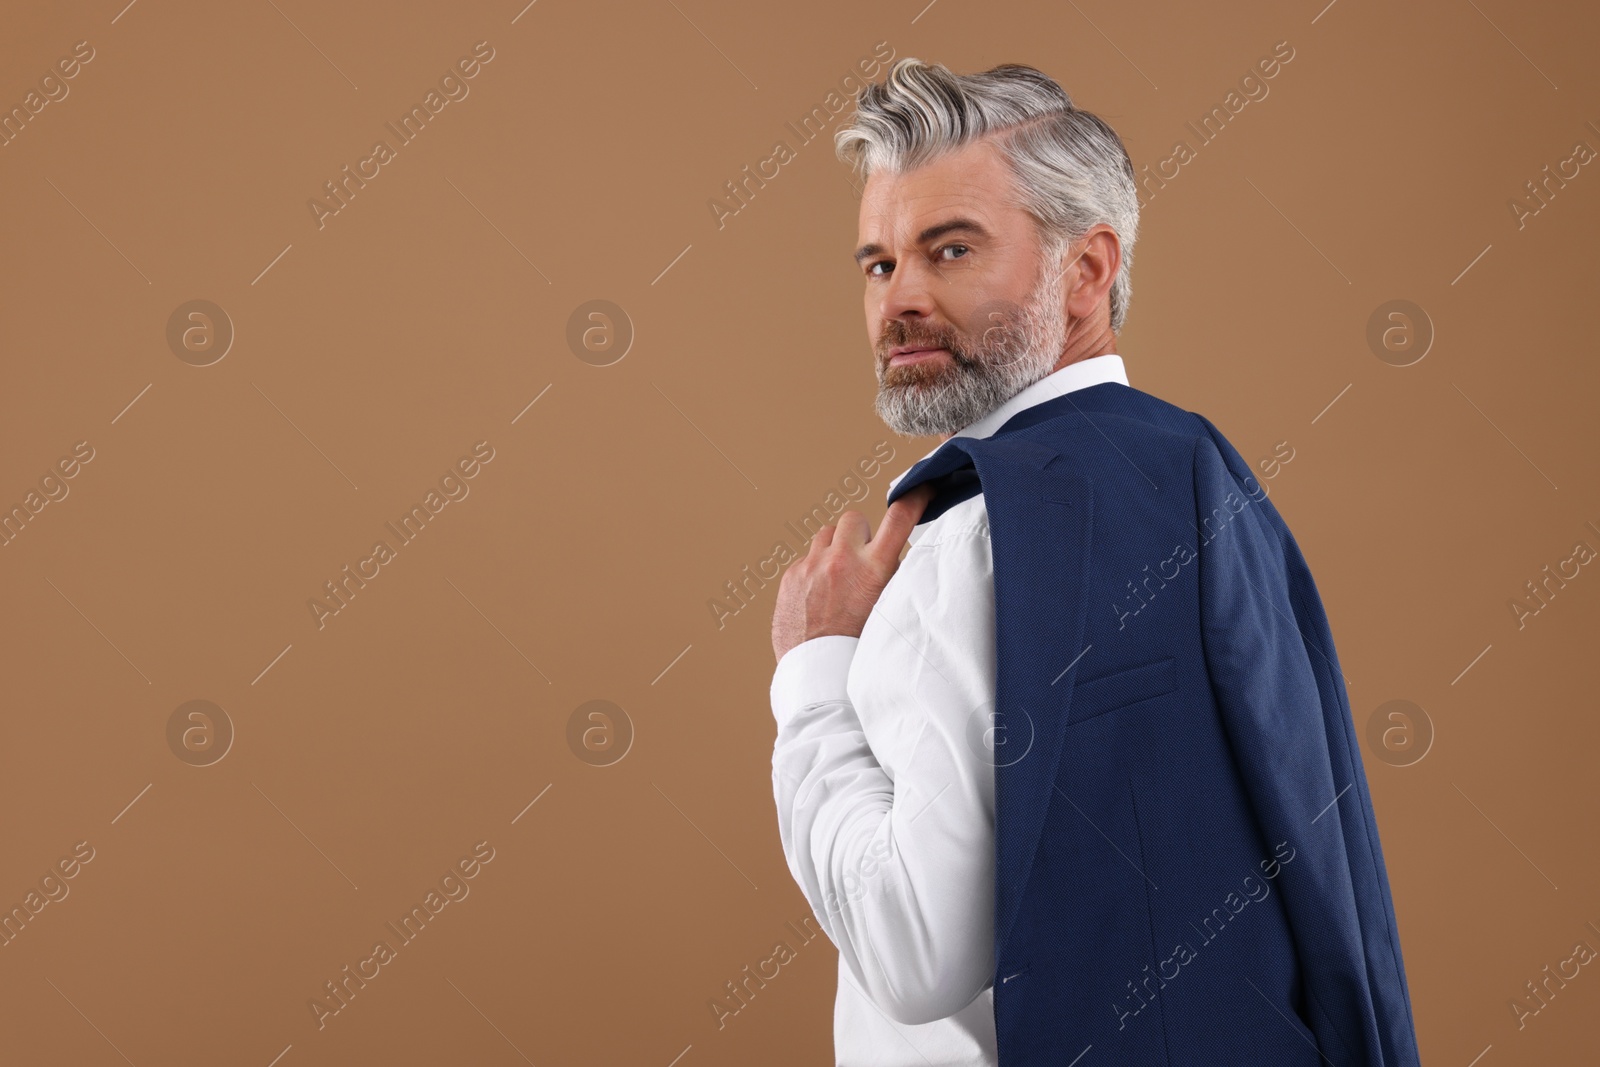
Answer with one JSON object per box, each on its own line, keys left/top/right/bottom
{"left": 835, "top": 59, "right": 1139, "bottom": 334}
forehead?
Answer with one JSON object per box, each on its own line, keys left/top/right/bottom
{"left": 856, "top": 137, "right": 1023, "bottom": 241}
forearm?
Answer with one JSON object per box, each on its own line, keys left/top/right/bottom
{"left": 770, "top": 635, "right": 993, "bottom": 1025}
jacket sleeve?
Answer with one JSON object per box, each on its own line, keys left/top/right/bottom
{"left": 770, "top": 608, "right": 996, "bottom": 1025}
{"left": 1192, "top": 430, "right": 1421, "bottom": 1066}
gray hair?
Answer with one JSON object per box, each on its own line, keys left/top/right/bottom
{"left": 834, "top": 59, "right": 1139, "bottom": 334}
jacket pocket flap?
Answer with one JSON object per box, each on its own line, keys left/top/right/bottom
{"left": 1069, "top": 656, "right": 1179, "bottom": 724}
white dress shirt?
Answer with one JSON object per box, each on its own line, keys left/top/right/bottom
{"left": 770, "top": 354, "right": 1131, "bottom": 1066}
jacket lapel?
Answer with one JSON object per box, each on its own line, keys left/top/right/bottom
{"left": 890, "top": 434, "right": 1096, "bottom": 961}
{"left": 975, "top": 438, "right": 1095, "bottom": 959}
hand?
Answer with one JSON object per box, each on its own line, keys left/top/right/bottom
{"left": 771, "top": 483, "right": 936, "bottom": 663}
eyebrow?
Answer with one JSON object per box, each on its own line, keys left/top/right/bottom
{"left": 853, "top": 217, "right": 993, "bottom": 266}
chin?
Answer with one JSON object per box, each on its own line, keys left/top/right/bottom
{"left": 881, "top": 362, "right": 952, "bottom": 389}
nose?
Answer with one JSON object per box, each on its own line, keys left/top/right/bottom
{"left": 877, "top": 252, "right": 940, "bottom": 324}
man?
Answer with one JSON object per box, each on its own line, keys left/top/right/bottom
{"left": 768, "top": 59, "right": 1421, "bottom": 1065}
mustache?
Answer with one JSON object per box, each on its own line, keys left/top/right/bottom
{"left": 877, "top": 299, "right": 1035, "bottom": 364}
{"left": 877, "top": 293, "right": 1062, "bottom": 375}
{"left": 877, "top": 322, "right": 969, "bottom": 364}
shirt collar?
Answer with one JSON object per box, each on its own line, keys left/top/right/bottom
{"left": 886, "top": 353, "right": 1129, "bottom": 497}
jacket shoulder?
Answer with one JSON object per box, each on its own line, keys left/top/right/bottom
{"left": 1009, "top": 383, "right": 1214, "bottom": 463}
{"left": 1030, "top": 384, "right": 1263, "bottom": 474}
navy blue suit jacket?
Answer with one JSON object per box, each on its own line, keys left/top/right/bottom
{"left": 885, "top": 381, "right": 1421, "bottom": 1066}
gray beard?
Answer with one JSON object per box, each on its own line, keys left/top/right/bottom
{"left": 873, "top": 265, "right": 1070, "bottom": 438}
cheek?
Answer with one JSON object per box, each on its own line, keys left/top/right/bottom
{"left": 948, "top": 302, "right": 987, "bottom": 340}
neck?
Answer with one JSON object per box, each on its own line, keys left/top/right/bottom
{"left": 1052, "top": 323, "right": 1118, "bottom": 374}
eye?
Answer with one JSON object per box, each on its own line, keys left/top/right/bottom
{"left": 864, "top": 243, "right": 969, "bottom": 277}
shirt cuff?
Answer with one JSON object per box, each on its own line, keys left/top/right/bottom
{"left": 770, "top": 635, "right": 860, "bottom": 728}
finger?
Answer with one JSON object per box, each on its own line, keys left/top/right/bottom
{"left": 869, "top": 484, "right": 935, "bottom": 563}
{"left": 833, "top": 510, "right": 873, "bottom": 548}
{"left": 809, "top": 524, "right": 835, "bottom": 553}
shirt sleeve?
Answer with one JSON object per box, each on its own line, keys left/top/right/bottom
{"left": 769, "top": 527, "right": 996, "bottom": 1027}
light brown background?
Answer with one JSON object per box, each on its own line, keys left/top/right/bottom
{"left": 1, "top": 0, "right": 1596, "bottom": 1064}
